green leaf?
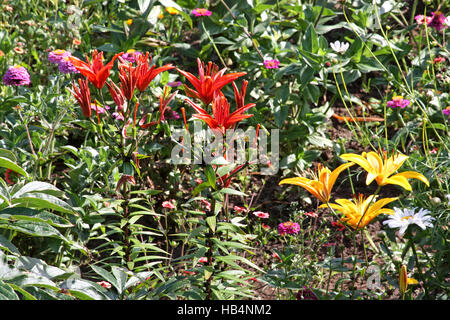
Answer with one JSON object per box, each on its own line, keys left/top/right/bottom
{"left": 0, "top": 220, "right": 65, "bottom": 239}
{"left": 13, "top": 181, "right": 64, "bottom": 198}
{"left": 11, "top": 193, "right": 74, "bottom": 214}
{"left": 0, "top": 280, "right": 19, "bottom": 300}
{"left": 204, "top": 165, "right": 216, "bottom": 190}
{"left": 302, "top": 24, "right": 318, "bottom": 54}
{"left": 0, "top": 157, "right": 28, "bottom": 178}
{"left": 205, "top": 216, "right": 216, "bottom": 233}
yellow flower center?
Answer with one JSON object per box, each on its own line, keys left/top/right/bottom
{"left": 126, "top": 49, "right": 136, "bottom": 53}
{"left": 53, "top": 49, "right": 66, "bottom": 55}
{"left": 401, "top": 215, "right": 413, "bottom": 221}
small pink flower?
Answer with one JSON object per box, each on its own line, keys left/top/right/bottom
{"left": 162, "top": 200, "right": 176, "bottom": 209}
{"left": 97, "top": 281, "right": 112, "bottom": 289}
{"left": 387, "top": 95, "right": 410, "bottom": 109}
{"left": 415, "top": 14, "right": 432, "bottom": 25}
{"left": 192, "top": 8, "right": 212, "bottom": 17}
{"left": 252, "top": 211, "right": 269, "bottom": 219}
{"left": 278, "top": 221, "right": 300, "bottom": 235}
{"left": 233, "top": 205, "right": 247, "bottom": 214}
{"left": 429, "top": 147, "right": 438, "bottom": 154}
{"left": 90, "top": 102, "right": 110, "bottom": 114}
{"left": 263, "top": 59, "right": 280, "bottom": 69}
{"left": 443, "top": 106, "right": 450, "bottom": 116}
{"left": 428, "top": 11, "right": 447, "bottom": 31}
{"left": 198, "top": 257, "right": 208, "bottom": 263}
{"left": 304, "top": 211, "right": 318, "bottom": 218}
{"left": 194, "top": 178, "right": 203, "bottom": 184}
{"left": 433, "top": 57, "right": 446, "bottom": 64}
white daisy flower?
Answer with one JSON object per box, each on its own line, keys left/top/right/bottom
{"left": 383, "top": 207, "right": 434, "bottom": 236}
{"left": 330, "top": 40, "right": 350, "bottom": 54}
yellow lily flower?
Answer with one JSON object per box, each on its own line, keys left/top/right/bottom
{"left": 340, "top": 151, "right": 429, "bottom": 191}
{"left": 279, "top": 162, "right": 354, "bottom": 203}
{"left": 399, "top": 264, "right": 418, "bottom": 296}
{"left": 319, "top": 194, "right": 398, "bottom": 230}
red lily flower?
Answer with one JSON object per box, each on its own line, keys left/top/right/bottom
{"left": 159, "top": 86, "right": 178, "bottom": 123}
{"left": 136, "top": 53, "right": 175, "bottom": 92}
{"left": 68, "top": 78, "right": 92, "bottom": 118}
{"left": 184, "top": 91, "right": 255, "bottom": 135}
{"left": 177, "top": 58, "right": 246, "bottom": 105}
{"left": 69, "top": 50, "right": 122, "bottom": 89}
{"left": 106, "top": 80, "right": 127, "bottom": 115}
{"left": 118, "top": 58, "right": 139, "bottom": 101}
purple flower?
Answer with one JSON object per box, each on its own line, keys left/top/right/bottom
{"left": 387, "top": 96, "right": 410, "bottom": 109}
{"left": 296, "top": 286, "right": 318, "bottom": 300}
{"left": 168, "top": 110, "right": 180, "bottom": 120}
{"left": 48, "top": 49, "right": 71, "bottom": 64}
{"left": 167, "top": 81, "right": 182, "bottom": 87}
{"left": 192, "top": 8, "right": 212, "bottom": 17}
{"left": 263, "top": 59, "right": 280, "bottom": 69}
{"left": 278, "top": 221, "right": 300, "bottom": 236}
{"left": 121, "top": 50, "right": 143, "bottom": 63}
{"left": 443, "top": 107, "right": 450, "bottom": 116}
{"left": 58, "top": 57, "right": 79, "bottom": 74}
{"left": 3, "top": 65, "right": 31, "bottom": 86}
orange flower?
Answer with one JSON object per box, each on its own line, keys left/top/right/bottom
{"left": 68, "top": 50, "right": 123, "bottom": 89}
{"left": 177, "top": 58, "right": 246, "bottom": 105}
{"left": 184, "top": 91, "right": 255, "bottom": 135}
{"left": 135, "top": 52, "right": 175, "bottom": 92}
{"left": 68, "top": 78, "right": 92, "bottom": 118}
{"left": 72, "top": 39, "right": 81, "bottom": 46}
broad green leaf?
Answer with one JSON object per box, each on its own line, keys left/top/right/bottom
{"left": 0, "top": 220, "right": 65, "bottom": 239}
{"left": 0, "top": 157, "right": 28, "bottom": 178}
{"left": 13, "top": 181, "right": 64, "bottom": 198}
{"left": 0, "top": 280, "right": 19, "bottom": 300}
{"left": 11, "top": 193, "right": 74, "bottom": 214}
{"left": 205, "top": 216, "right": 216, "bottom": 233}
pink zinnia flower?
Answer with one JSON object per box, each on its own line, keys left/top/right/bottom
{"left": 253, "top": 211, "right": 269, "bottom": 219}
{"left": 3, "top": 65, "right": 31, "bottom": 86}
{"left": 443, "top": 106, "right": 450, "bottom": 116}
{"left": 278, "top": 221, "right": 300, "bottom": 235}
{"left": 387, "top": 95, "right": 410, "bottom": 109}
{"left": 58, "top": 57, "right": 79, "bottom": 74}
{"left": 112, "top": 112, "right": 125, "bottom": 121}
{"left": 97, "top": 281, "right": 112, "bottom": 289}
{"left": 162, "top": 200, "right": 176, "bottom": 209}
{"left": 415, "top": 15, "right": 432, "bottom": 25}
{"left": 192, "top": 8, "right": 212, "bottom": 17}
{"left": 48, "top": 49, "right": 71, "bottom": 64}
{"left": 428, "top": 11, "right": 447, "bottom": 31}
{"left": 263, "top": 59, "right": 280, "bottom": 69}
{"left": 121, "top": 49, "right": 143, "bottom": 63}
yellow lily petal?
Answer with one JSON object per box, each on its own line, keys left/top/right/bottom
{"left": 366, "top": 152, "right": 383, "bottom": 173}
{"left": 394, "top": 171, "right": 430, "bottom": 187}
{"left": 326, "top": 162, "right": 354, "bottom": 195}
{"left": 407, "top": 278, "right": 418, "bottom": 285}
{"left": 340, "top": 153, "right": 374, "bottom": 174}
{"left": 384, "top": 175, "right": 412, "bottom": 191}
{"left": 279, "top": 177, "right": 326, "bottom": 202}
{"left": 366, "top": 197, "right": 399, "bottom": 217}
